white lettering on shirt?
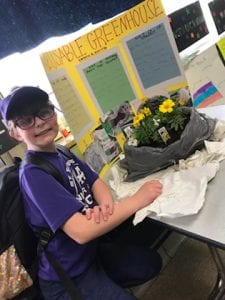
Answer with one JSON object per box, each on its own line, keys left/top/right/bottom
{"left": 65, "top": 159, "right": 94, "bottom": 208}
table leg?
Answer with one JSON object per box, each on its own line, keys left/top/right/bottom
{"left": 208, "top": 245, "right": 225, "bottom": 300}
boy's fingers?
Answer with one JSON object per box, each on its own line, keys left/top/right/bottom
{"left": 100, "top": 205, "right": 109, "bottom": 221}
{"left": 85, "top": 208, "right": 92, "bottom": 220}
{"left": 93, "top": 206, "right": 101, "bottom": 223}
{"left": 108, "top": 202, "right": 114, "bottom": 214}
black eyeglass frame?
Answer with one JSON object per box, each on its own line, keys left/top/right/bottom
{"left": 13, "top": 104, "right": 56, "bottom": 130}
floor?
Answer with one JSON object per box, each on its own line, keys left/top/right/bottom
{"left": 131, "top": 232, "right": 223, "bottom": 300}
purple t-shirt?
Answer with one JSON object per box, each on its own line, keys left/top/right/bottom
{"left": 19, "top": 150, "right": 99, "bottom": 281}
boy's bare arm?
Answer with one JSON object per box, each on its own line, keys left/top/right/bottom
{"left": 86, "top": 178, "right": 115, "bottom": 221}
{"left": 62, "top": 180, "right": 162, "bottom": 244}
{"left": 92, "top": 178, "right": 114, "bottom": 210}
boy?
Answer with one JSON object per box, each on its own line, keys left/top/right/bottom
{"left": 0, "top": 86, "right": 163, "bottom": 300}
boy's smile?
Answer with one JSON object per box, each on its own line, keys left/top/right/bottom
{"left": 35, "top": 128, "right": 53, "bottom": 137}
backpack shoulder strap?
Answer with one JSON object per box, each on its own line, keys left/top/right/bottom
{"left": 56, "top": 144, "right": 74, "bottom": 159}
{"left": 23, "top": 154, "right": 64, "bottom": 186}
{"left": 23, "top": 145, "right": 74, "bottom": 185}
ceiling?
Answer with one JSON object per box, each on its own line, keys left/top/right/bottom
{"left": 0, "top": 0, "right": 142, "bottom": 59}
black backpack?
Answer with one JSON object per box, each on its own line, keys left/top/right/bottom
{"left": 0, "top": 145, "right": 81, "bottom": 300}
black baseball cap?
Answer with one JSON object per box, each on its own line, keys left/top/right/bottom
{"left": 0, "top": 86, "right": 49, "bottom": 121}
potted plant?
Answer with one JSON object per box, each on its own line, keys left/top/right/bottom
{"left": 120, "top": 96, "right": 216, "bottom": 181}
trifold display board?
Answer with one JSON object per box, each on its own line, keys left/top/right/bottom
{"left": 41, "top": 0, "right": 189, "bottom": 172}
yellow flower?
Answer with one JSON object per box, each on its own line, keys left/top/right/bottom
{"left": 133, "top": 113, "right": 144, "bottom": 127}
{"left": 159, "top": 99, "right": 175, "bottom": 113}
{"left": 140, "top": 96, "right": 148, "bottom": 103}
{"left": 140, "top": 107, "right": 152, "bottom": 116}
{"left": 178, "top": 98, "right": 186, "bottom": 106}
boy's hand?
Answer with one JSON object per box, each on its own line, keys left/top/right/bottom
{"left": 98, "top": 198, "right": 114, "bottom": 220}
{"left": 85, "top": 203, "right": 113, "bottom": 223}
{"left": 91, "top": 178, "right": 115, "bottom": 221}
{"left": 134, "top": 180, "right": 163, "bottom": 209}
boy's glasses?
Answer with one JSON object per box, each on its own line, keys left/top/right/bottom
{"left": 14, "top": 105, "right": 55, "bottom": 130}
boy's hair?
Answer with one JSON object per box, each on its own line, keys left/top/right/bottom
{"left": 6, "top": 120, "right": 16, "bottom": 135}
{"left": 0, "top": 86, "right": 49, "bottom": 123}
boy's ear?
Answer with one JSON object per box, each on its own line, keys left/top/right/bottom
{"left": 10, "top": 128, "right": 23, "bottom": 142}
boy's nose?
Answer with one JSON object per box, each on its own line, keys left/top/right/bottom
{"left": 34, "top": 115, "right": 46, "bottom": 126}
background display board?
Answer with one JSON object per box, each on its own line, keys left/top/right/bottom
{"left": 209, "top": 0, "right": 225, "bottom": 35}
{"left": 0, "top": 90, "right": 19, "bottom": 155}
{"left": 168, "top": 1, "right": 209, "bottom": 52}
{"left": 184, "top": 44, "right": 225, "bottom": 108}
{"left": 216, "top": 36, "right": 225, "bottom": 65}
{"left": 0, "top": 118, "right": 18, "bottom": 155}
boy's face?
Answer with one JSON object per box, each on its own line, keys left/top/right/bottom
{"left": 11, "top": 105, "right": 59, "bottom": 151}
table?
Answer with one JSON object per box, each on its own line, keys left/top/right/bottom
{"left": 104, "top": 104, "right": 225, "bottom": 298}
{"left": 146, "top": 159, "right": 225, "bottom": 300}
